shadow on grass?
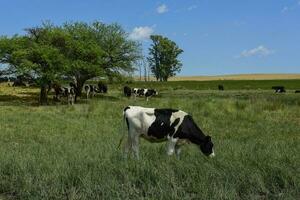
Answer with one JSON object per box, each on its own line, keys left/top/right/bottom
{"left": 0, "top": 94, "right": 39, "bottom": 106}
{"left": 94, "top": 94, "right": 120, "bottom": 101}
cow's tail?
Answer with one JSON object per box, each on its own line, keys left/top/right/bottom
{"left": 117, "top": 107, "right": 129, "bottom": 149}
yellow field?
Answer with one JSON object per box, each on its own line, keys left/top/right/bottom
{"left": 136, "top": 74, "right": 300, "bottom": 81}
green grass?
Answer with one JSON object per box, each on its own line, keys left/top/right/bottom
{"left": 0, "top": 81, "right": 299, "bottom": 199}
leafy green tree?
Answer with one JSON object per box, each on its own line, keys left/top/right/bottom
{"left": 91, "top": 22, "right": 141, "bottom": 82}
{"left": 60, "top": 22, "right": 105, "bottom": 100}
{"left": 0, "top": 25, "right": 67, "bottom": 104}
{"left": 61, "top": 21, "right": 141, "bottom": 99}
{"left": 148, "top": 35, "right": 183, "bottom": 81}
{"left": 0, "top": 21, "right": 141, "bottom": 104}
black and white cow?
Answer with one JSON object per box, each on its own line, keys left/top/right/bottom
{"left": 121, "top": 106, "right": 215, "bottom": 159}
{"left": 132, "top": 88, "right": 158, "bottom": 101}
{"left": 84, "top": 84, "right": 97, "bottom": 99}
{"left": 132, "top": 88, "right": 143, "bottom": 97}
{"left": 295, "top": 90, "right": 300, "bottom": 93}
{"left": 53, "top": 83, "right": 75, "bottom": 105}
{"left": 272, "top": 86, "right": 286, "bottom": 93}
{"left": 123, "top": 86, "right": 132, "bottom": 97}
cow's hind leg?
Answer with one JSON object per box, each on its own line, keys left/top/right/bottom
{"left": 131, "top": 135, "right": 140, "bottom": 159}
{"left": 123, "top": 137, "right": 131, "bottom": 158}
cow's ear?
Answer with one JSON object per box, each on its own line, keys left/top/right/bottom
{"left": 205, "top": 136, "right": 211, "bottom": 142}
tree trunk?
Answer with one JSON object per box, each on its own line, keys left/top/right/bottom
{"left": 39, "top": 84, "right": 48, "bottom": 105}
{"left": 74, "top": 77, "right": 87, "bottom": 102}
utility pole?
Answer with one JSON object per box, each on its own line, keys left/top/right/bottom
{"left": 139, "top": 60, "right": 142, "bottom": 81}
{"left": 143, "top": 58, "right": 147, "bottom": 82}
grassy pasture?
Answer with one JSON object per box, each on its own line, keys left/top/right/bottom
{"left": 0, "top": 80, "right": 299, "bottom": 200}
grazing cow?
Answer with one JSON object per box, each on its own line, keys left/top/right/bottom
{"left": 121, "top": 106, "right": 215, "bottom": 159}
{"left": 218, "top": 85, "right": 224, "bottom": 91}
{"left": 272, "top": 86, "right": 286, "bottom": 93}
{"left": 144, "top": 89, "right": 158, "bottom": 101}
{"left": 295, "top": 90, "right": 300, "bottom": 93}
{"left": 132, "top": 88, "right": 141, "bottom": 98}
{"left": 132, "top": 88, "right": 158, "bottom": 101}
{"left": 123, "top": 86, "right": 132, "bottom": 97}
{"left": 98, "top": 82, "right": 108, "bottom": 93}
{"left": 84, "top": 84, "right": 97, "bottom": 99}
{"left": 52, "top": 83, "right": 75, "bottom": 105}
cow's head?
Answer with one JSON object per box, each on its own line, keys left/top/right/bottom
{"left": 200, "top": 136, "right": 215, "bottom": 157}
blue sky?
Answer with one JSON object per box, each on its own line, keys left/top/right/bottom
{"left": 0, "top": 0, "right": 300, "bottom": 75}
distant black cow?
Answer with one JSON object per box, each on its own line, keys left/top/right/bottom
{"left": 218, "top": 85, "right": 224, "bottom": 91}
{"left": 121, "top": 106, "right": 215, "bottom": 159}
{"left": 295, "top": 90, "right": 300, "bottom": 93}
{"left": 98, "top": 82, "right": 108, "bottom": 93}
{"left": 123, "top": 86, "right": 132, "bottom": 97}
{"left": 272, "top": 86, "right": 286, "bottom": 93}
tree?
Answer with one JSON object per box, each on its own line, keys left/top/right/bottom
{"left": 148, "top": 35, "right": 183, "bottom": 81}
{"left": 0, "top": 21, "right": 141, "bottom": 104}
{"left": 0, "top": 25, "right": 68, "bottom": 104}
{"left": 61, "top": 22, "right": 105, "bottom": 100}
{"left": 91, "top": 22, "right": 141, "bottom": 82}
{"left": 62, "top": 21, "right": 141, "bottom": 99}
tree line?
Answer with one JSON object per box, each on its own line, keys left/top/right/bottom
{"left": 0, "top": 21, "right": 183, "bottom": 104}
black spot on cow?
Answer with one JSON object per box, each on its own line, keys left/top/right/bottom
{"left": 123, "top": 106, "right": 130, "bottom": 112}
{"left": 147, "top": 109, "right": 179, "bottom": 139}
{"left": 145, "top": 89, "right": 158, "bottom": 97}
{"left": 138, "top": 88, "right": 144, "bottom": 96}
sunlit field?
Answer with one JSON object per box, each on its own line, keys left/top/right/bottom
{"left": 0, "top": 80, "right": 299, "bottom": 199}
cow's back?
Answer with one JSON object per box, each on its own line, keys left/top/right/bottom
{"left": 124, "top": 106, "right": 156, "bottom": 133}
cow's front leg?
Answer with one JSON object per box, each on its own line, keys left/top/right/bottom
{"left": 123, "top": 137, "right": 131, "bottom": 158}
{"left": 166, "top": 136, "right": 178, "bottom": 156}
{"left": 175, "top": 143, "right": 182, "bottom": 159}
{"left": 132, "top": 135, "right": 140, "bottom": 159}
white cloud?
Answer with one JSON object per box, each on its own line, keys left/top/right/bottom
{"left": 129, "top": 26, "right": 154, "bottom": 41}
{"left": 157, "top": 4, "right": 168, "bottom": 14}
{"left": 188, "top": 5, "right": 198, "bottom": 11}
{"left": 239, "top": 45, "right": 274, "bottom": 58}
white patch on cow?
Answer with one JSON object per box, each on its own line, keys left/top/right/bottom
{"left": 123, "top": 106, "right": 157, "bottom": 158}
{"left": 124, "top": 106, "right": 156, "bottom": 136}
{"left": 169, "top": 111, "right": 187, "bottom": 136}
{"left": 143, "top": 89, "right": 148, "bottom": 95}
{"left": 161, "top": 122, "right": 164, "bottom": 126}
{"left": 209, "top": 149, "right": 215, "bottom": 158}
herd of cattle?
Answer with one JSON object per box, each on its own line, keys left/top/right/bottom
{"left": 48, "top": 82, "right": 159, "bottom": 105}
{"left": 52, "top": 82, "right": 108, "bottom": 105}
{"left": 1, "top": 78, "right": 300, "bottom": 158}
